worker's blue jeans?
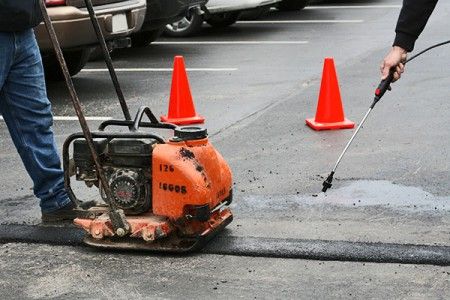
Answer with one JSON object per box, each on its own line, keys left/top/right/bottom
{"left": 0, "top": 29, "right": 70, "bottom": 213}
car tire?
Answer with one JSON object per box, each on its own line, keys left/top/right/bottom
{"left": 205, "top": 12, "right": 240, "bottom": 28}
{"left": 131, "top": 29, "right": 164, "bottom": 47}
{"left": 164, "top": 12, "right": 204, "bottom": 37}
{"left": 43, "top": 49, "right": 92, "bottom": 81}
{"left": 277, "top": 0, "right": 310, "bottom": 11}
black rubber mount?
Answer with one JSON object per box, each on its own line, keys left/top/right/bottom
{"left": 173, "top": 127, "right": 208, "bottom": 141}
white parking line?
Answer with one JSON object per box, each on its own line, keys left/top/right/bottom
{"left": 237, "top": 20, "right": 363, "bottom": 24}
{"left": 305, "top": 5, "right": 401, "bottom": 9}
{"left": 53, "top": 116, "right": 112, "bottom": 121}
{"left": 81, "top": 67, "right": 238, "bottom": 72}
{"left": 154, "top": 41, "right": 309, "bottom": 45}
{"left": 269, "top": 5, "right": 401, "bottom": 10}
{"left": 0, "top": 116, "right": 112, "bottom": 121}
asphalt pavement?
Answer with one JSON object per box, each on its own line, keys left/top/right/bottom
{"left": 1, "top": 0, "right": 449, "bottom": 298}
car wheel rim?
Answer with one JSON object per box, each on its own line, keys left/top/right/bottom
{"left": 166, "top": 14, "right": 194, "bottom": 32}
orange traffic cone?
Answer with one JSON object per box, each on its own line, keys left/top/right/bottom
{"left": 306, "top": 58, "right": 354, "bottom": 130}
{"left": 160, "top": 56, "right": 205, "bottom": 125}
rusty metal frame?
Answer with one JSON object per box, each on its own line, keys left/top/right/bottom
{"left": 83, "top": 210, "right": 234, "bottom": 252}
{"left": 39, "top": 0, "right": 136, "bottom": 234}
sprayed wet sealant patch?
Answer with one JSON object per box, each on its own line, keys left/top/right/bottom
{"left": 238, "top": 180, "right": 450, "bottom": 213}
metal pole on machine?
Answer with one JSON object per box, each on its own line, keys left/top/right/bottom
{"left": 39, "top": 0, "right": 130, "bottom": 236}
{"left": 83, "top": 0, "right": 132, "bottom": 121}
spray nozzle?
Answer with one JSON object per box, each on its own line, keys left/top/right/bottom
{"left": 322, "top": 172, "right": 334, "bottom": 193}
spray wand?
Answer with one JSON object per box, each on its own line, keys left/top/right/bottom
{"left": 322, "top": 40, "right": 450, "bottom": 193}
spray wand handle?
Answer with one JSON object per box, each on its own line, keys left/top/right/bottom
{"left": 371, "top": 70, "right": 395, "bottom": 108}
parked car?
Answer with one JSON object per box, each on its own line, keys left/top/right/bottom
{"left": 34, "top": 0, "right": 146, "bottom": 80}
{"left": 165, "top": 0, "right": 280, "bottom": 37}
{"left": 130, "top": 0, "right": 207, "bottom": 47}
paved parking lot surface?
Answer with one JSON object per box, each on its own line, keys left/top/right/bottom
{"left": 0, "top": 0, "right": 449, "bottom": 298}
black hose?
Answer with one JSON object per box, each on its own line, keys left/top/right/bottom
{"left": 406, "top": 39, "right": 450, "bottom": 63}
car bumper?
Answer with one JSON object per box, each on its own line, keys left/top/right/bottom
{"left": 141, "top": 0, "right": 190, "bottom": 31}
{"left": 35, "top": 0, "right": 146, "bottom": 51}
{"left": 206, "top": 0, "right": 280, "bottom": 14}
{"left": 140, "top": 0, "right": 207, "bottom": 31}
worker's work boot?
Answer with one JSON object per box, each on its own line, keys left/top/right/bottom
{"left": 41, "top": 201, "right": 79, "bottom": 223}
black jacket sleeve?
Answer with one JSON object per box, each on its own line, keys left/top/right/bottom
{"left": 393, "top": 0, "right": 438, "bottom": 52}
{"left": 0, "top": 0, "right": 43, "bottom": 32}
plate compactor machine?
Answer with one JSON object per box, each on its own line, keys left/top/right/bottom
{"left": 40, "top": 0, "right": 233, "bottom": 252}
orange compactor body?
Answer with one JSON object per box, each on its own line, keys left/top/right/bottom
{"left": 73, "top": 127, "right": 233, "bottom": 251}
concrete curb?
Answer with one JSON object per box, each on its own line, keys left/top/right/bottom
{"left": 1, "top": 224, "right": 449, "bottom": 266}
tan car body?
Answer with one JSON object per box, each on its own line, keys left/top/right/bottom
{"left": 35, "top": 0, "right": 146, "bottom": 51}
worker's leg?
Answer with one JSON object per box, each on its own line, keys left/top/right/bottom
{"left": 0, "top": 29, "right": 70, "bottom": 213}
{"left": 0, "top": 33, "right": 13, "bottom": 92}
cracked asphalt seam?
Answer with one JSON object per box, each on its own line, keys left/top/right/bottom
{"left": 1, "top": 224, "right": 449, "bottom": 266}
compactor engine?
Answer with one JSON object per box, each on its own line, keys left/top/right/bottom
{"left": 70, "top": 127, "right": 233, "bottom": 251}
